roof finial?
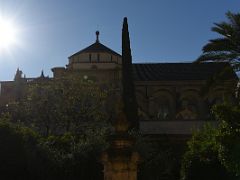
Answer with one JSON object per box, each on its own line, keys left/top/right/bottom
{"left": 40, "top": 70, "right": 45, "bottom": 78}
{"left": 14, "top": 67, "right": 23, "bottom": 81}
{"left": 96, "top": 31, "right": 100, "bottom": 43}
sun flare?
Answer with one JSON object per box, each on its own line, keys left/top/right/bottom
{"left": 0, "top": 18, "right": 18, "bottom": 51}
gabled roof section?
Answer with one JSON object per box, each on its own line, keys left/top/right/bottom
{"left": 69, "top": 41, "right": 121, "bottom": 59}
{"left": 132, "top": 62, "right": 238, "bottom": 81}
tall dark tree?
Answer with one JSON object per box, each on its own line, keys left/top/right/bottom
{"left": 196, "top": 11, "right": 240, "bottom": 70}
{"left": 122, "top": 17, "right": 139, "bottom": 128}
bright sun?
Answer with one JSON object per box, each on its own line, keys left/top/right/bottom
{"left": 0, "top": 18, "right": 18, "bottom": 51}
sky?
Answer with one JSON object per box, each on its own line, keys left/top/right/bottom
{"left": 0, "top": 0, "right": 239, "bottom": 81}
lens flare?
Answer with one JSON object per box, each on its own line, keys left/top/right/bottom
{"left": 0, "top": 18, "right": 18, "bottom": 51}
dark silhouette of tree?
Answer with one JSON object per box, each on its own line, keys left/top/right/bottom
{"left": 196, "top": 11, "right": 240, "bottom": 70}
{"left": 212, "top": 104, "right": 240, "bottom": 176}
{"left": 0, "top": 120, "right": 56, "bottom": 180}
{"left": 122, "top": 17, "right": 139, "bottom": 128}
{"left": 5, "top": 75, "right": 109, "bottom": 136}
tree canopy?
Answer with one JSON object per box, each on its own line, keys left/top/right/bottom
{"left": 196, "top": 11, "right": 240, "bottom": 70}
{"left": 181, "top": 103, "right": 240, "bottom": 180}
{"left": 3, "top": 75, "right": 110, "bottom": 136}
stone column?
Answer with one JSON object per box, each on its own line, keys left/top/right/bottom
{"left": 101, "top": 112, "right": 140, "bottom": 180}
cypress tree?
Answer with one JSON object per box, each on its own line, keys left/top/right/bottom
{"left": 122, "top": 17, "right": 139, "bottom": 129}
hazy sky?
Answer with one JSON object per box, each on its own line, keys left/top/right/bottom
{"left": 0, "top": 0, "right": 239, "bottom": 80}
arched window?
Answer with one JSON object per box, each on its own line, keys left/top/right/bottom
{"left": 176, "top": 97, "right": 198, "bottom": 120}
{"left": 149, "top": 96, "right": 171, "bottom": 121}
{"left": 156, "top": 103, "right": 170, "bottom": 120}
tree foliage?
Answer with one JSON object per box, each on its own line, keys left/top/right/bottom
{"left": 0, "top": 118, "right": 55, "bottom": 180}
{"left": 4, "top": 75, "right": 109, "bottom": 136}
{"left": 213, "top": 104, "right": 240, "bottom": 176}
{"left": 0, "top": 115, "right": 110, "bottom": 180}
{"left": 181, "top": 124, "right": 233, "bottom": 180}
{"left": 181, "top": 103, "right": 240, "bottom": 180}
{"left": 0, "top": 75, "right": 115, "bottom": 179}
{"left": 41, "top": 124, "right": 109, "bottom": 180}
{"left": 138, "top": 139, "right": 183, "bottom": 180}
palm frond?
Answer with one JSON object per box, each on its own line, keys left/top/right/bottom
{"left": 226, "top": 11, "right": 240, "bottom": 28}
{"left": 196, "top": 52, "right": 240, "bottom": 62}
{"left": 212, "top": 23, "right": 234, "bottom": 38}
{"left": 202, "top": 38, "right": 235, "bottom": 52}
{"left": 198, "top": 11, "right": 240, "bottom": 65}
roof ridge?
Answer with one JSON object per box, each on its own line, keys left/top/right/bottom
{"left": 69, "top": 41, "right": 121, "bottom": 58}
{"left": 132, "top": 63, "right": 237, "bottom": 81}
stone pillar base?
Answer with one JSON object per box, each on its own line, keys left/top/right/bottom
{"left": 102, "top": 151, "right": 139, "bottom": 180}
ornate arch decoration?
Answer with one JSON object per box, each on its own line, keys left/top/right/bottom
{"left": 176, "top": 89, "right": 200, "bottom": 120}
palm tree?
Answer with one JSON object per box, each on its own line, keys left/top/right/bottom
{"left": 196, "top": 11, "right": 240, "bottom": 71}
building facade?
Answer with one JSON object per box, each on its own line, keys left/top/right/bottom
{"left": 0, "top": 32, "right": 238, "bottom": 136}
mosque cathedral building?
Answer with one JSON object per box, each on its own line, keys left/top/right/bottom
{"left": 0, "top": 31, "right": 238, "bottom": 138}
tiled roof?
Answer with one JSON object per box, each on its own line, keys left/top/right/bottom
{"left": 69, "top": 42, "right": 121, "bottom": 58}
{"left": 132, "top": 62, "right": 237, "bottom": 81}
